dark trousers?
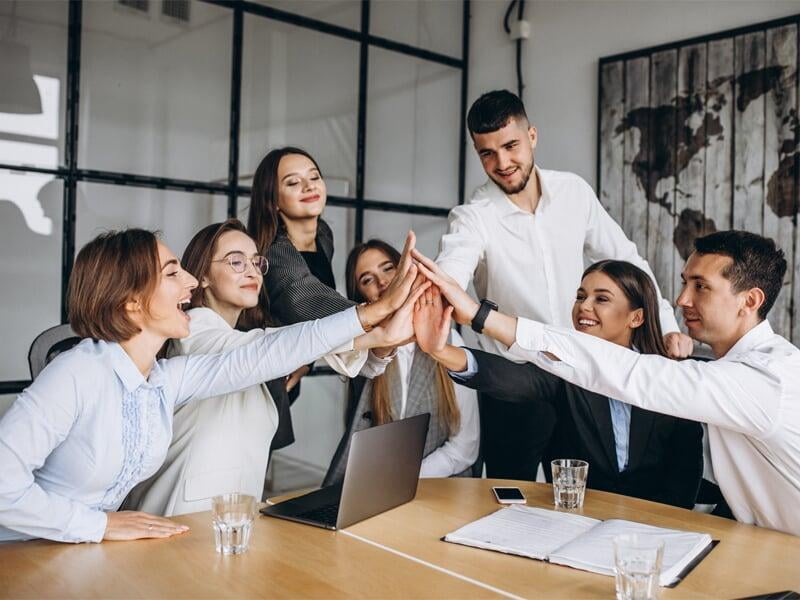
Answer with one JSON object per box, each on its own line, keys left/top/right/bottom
{"left": 478, "top": 392, "right": 557, "bottom": 480}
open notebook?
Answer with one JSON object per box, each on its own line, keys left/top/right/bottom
{"left": 443, "top": 505, "right": 715, "bottom": 587}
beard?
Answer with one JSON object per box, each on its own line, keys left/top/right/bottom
{"left": 491, "top": 160, "right": 535, "bottom": 195}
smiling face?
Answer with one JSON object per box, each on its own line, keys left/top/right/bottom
{"left": 572, "top": 270, "right": 643, "bottom": 347}
{"left": 201, "top": 230, "right": 263, "bottom": 318}
{"left": 137, "top": 241, "right": 198, "bottom": 340}
{"left": 472, "top": 118, "right": 537, "bottom": 195}
{"left": 276, "top": 153, "right": 326, "bottom": 221}
{"left": 354, "top": 247, "right": 398, "bottom": 303}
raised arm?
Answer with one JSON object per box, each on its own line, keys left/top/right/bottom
{"left": 435, "top": 204, "right": 486, "bottom": 289}
{"left": 172, "top": 278, "right": 429, "bottom": 405}
{"left": 507, "top": 318, "right": 783, "bottom": 437}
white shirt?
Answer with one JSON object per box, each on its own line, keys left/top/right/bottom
{"left": 369, "top": 332, "right": 480, "bottom": 478}
{"left": 0, "top": 308, "right": 365, "bottom": 543}
{"left": 510, "top": 318, "right": 800, "bottom": 536}
{"left": 436, "top": 168, "right": 679, "bottom": 360}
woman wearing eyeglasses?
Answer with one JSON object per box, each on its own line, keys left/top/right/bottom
{"left": 124, "top": 220, "right": 399, "bottom": 517}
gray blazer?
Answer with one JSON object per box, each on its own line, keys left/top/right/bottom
{"left": 265, "top": 218, "right": 354, "bottom": 326}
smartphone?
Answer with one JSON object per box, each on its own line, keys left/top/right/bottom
{"left": 492, "top": 486, "right": 526, "bottom": 504}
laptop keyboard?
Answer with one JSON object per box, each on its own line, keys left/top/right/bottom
{"left": 297, "top": 503, "right": 340, "bottom": 527}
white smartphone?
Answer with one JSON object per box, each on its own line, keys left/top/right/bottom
{"left": 492, "top": 486, "right": 526, "bottom": 504}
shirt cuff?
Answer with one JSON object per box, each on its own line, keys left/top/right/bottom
{"left": 507, "top": 317, "right": 547, "bottom": 358}
{"left": 345, "top": 306, "right": 367, "bottom": 337}
{"left": 449, "top": 348, "right": 479, "bottom": 381}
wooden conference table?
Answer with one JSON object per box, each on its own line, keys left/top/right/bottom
{"left": 2, "top": 479, "right": 799, "bottom": 599}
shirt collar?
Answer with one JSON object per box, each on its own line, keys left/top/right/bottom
{"left": 488, "top": 165, "right": 548, "bottom": 219}
{"left": 108, "top": 341, "right": 167, "bottom": 392}
{"left": 721, "top": 320, "right": 774, "bottom": 359}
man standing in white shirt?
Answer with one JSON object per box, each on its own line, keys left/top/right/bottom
{"left": 436, "top": 89, "right": 692, "bottom": 479}
{"left": 416, "top": 230, "right": 800, "bottom": 536}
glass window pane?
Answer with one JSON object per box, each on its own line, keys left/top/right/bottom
{"left": 365, "top": 48, "right": 460, "bottom": 209}
{"left": 271, "top": 374, "right": 348, "bottom": 490}
{"left": 76, "top": 182, "right": 228, "bottom": 259}
{"left": 0, "top": 1, "right": 67, "bottom": 169}
{"left": 370, "top": 0, "right": 462, "bottom": 59}
{"left": 251, "top": 0, "right": 361, "bottom": 30}
{"left": 240, "top": 16, "right": 359, "bottom": 198}
{"left": 0, "top": 174, "right": 63, "bottom": 380}
{"left": 363, "top": 210, "right": 447, "bottom": 259}
{"left": 79, "top": 1, "right": 231, "bottom": 182}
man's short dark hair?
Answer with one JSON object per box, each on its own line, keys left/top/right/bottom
{"left": 467, "top": 90, "right": 528, "bottom": 135}
{"left": 693, "top": 230, "right": 787, "bottom": 320}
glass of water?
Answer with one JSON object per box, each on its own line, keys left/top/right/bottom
{"left": 212, "top": 493, "right": 256, "bottom": 555}
{"left": 613, "top": 534, "right": 664, "bottom": 600}
{"left": 551, "top": 459, "right": 589, "bottom": 509}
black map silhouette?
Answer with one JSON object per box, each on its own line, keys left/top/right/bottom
{"left": 615, "top": 65, "right": 798, "bottom": 259}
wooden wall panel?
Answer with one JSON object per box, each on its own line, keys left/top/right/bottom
{"left": 674, "top": 43, "right": 708, "bottom": 308}
{"left": 599, "top": 61, "right": 625, "bottom": 224}
{"left": 704, "top": 38, "right": 734, "bottom": 231}
{"left": 764, "top": 24, "right": 797, "bottom": 339}
{"left": 623, "top": 57, "right": 651, "bottom": 254}
{"left": 647, "top": 49, "right": 677, "bottom": 302}
{"left": 733, "top": 31, "right": 766, "bottom": 233}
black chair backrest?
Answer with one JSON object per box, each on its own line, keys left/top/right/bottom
{"left": 28, "top": 324, "right": 81, "bottom": 379}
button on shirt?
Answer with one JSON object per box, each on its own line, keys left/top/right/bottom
{"left": 436, "top": 169, "right": 678, "bottom": 361}
{"left": 510, "top": 318, "right": 800, "bottom": 536}
{"left": 0, "top": 308, "right": 364, "bottom": 543}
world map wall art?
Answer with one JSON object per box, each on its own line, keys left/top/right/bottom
{"left": 597, "top": 14, "right": 800, "bottom": 342}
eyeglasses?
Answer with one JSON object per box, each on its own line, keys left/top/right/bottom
{"left": 212, "top": 252, "right": 269, "bottom": 275}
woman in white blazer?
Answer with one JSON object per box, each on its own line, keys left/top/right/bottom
{"left": 124, "top": 220, "right": 397, "bottom": 516}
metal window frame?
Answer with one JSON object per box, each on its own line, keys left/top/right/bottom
{"left": 0, "top": 0, "right": 471, "bottom": 395}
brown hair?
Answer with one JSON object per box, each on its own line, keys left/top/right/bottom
{"left": 247, "top": 146, "right": 322, "bottom": 254}
{"left": 181, "top": 219, "right": 269, "bottom": 331}
{"left": 345, "top": 240, "right": 460, "bottom": 434}
{"left": 582, "top": 260, "right": 668, "bottom": 357}
{"left": 68, "top": 229, "right": 160, "bottom": 342}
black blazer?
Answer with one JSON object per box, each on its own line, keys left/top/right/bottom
{"left": 265, "top": 218, "right": 354, "bottom": 326}
{"left": 263, "top": 218, "right": 354, "bottom": 449}
{"left": 464, "top": 349, "right": 703, "bottom": 508}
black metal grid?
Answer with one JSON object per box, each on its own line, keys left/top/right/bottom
{"left": 0, "top": 0, "right": 470, "bottom": 395}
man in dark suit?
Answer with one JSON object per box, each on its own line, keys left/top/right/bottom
{"left": 456, "top": 348, "right": 703, "bottom": 508}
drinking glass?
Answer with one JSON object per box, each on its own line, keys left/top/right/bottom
{"left": 212, "top": 493, "right": 256, "bottom": 555}
{"left": 613, "top": 534, "right": 665, "bottom": 600}
{"left": 550, "top": 459, "right": 589, "bottom": 509}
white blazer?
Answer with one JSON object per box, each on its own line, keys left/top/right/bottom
{"left": 124, "top": 307, "right": 375, "bottom": 516}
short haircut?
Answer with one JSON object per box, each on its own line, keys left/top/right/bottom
{"left": 693, "top": 230, "right": 787, "bottom": 320}
{"left": 68, "top": 229, "right": 161, "bottom": 342}
{"left": 467, "top": 89, "right": 528, "bottom": 135}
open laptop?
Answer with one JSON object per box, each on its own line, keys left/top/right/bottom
{"left": 260, "top": 413, "right": 430, "bottom": 530}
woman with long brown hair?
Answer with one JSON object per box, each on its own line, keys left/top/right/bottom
{"left": 125, "top": 220, "right": 416, "bottom": 516}
{"left": 413, "top": 258, "right": 703, "bottom": 508}
{"left": 0, "top": 227, "right": 423, "bottom": 543}
{"left": 248, "top": 147, "right": 415, "bottom": 437}
{"left": 323, "top": 240, "right": 480, "bottom": 484}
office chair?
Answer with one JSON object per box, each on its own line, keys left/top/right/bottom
{"left": 28, "top": 323, "right": 81, "bottom": 379}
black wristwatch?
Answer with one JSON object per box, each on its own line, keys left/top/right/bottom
{"left": 471, "top": 299, "right": 498, "bottom": 334}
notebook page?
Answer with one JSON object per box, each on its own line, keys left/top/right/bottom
{"left": 444, "top": 505, "right": 600, "bottom": 560}
{"left": 548, "top": 519, "right": 713, "bottom": 586}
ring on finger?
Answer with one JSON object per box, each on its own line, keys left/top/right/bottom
{"left": 148, "top": 524, "right": 154, "bottom": 531}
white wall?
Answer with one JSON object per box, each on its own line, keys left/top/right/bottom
{"left": 466, "top": 0, "right": 800, "bottom": 196}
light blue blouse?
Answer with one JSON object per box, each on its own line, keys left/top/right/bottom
{"left": 0, "top": 308, "right": 363, "bottom": 543}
